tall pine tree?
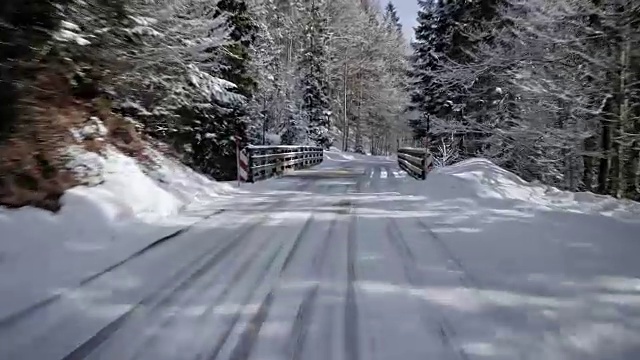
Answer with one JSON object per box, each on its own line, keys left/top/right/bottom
{"left": 407, "top": 0, "right": 452, "bottom": 140}
{"left": 297, "top": 0, "right": 332, "bottom": 148}
{"left": 216, "top": 0, "right": 258, "bottom": 98}
{"left": 407, "top": 0, "right": 508, "bottom": 148}
{"left": 198, "top": 0, "right": 257, "bottom": 179}
{"left": 383, "top": 2, "right": 402, "bottom": 35}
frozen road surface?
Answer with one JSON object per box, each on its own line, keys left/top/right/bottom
{"left": 2, "top": 155, "right": 640, "bottom": 360}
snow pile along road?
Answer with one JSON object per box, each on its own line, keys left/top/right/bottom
{"left": 144, "top": 147, "right": 238, "bottom": 208}
{"left": 0, "top": 145, "right": 235, "bottom": 320}
{"left": 387, "top": 158, "right": 640, "bottom": 359}
{"left": 429, "top": 158, "right": 640, "bottom": 220}
{"left": 324, "top": 148, "right": 359, "bottom": 162}
{"left": 324, "top": 148, "right": 393, "bottom": 163}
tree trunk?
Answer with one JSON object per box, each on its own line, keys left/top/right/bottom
{"left": 610, "top": 2, "right": 632, "bottom": 198}
{"left": 354, "top": 75, "right": 363, "bottom": 152}
{"left": 620, "top": 26, "right": 636, "bottom": 198}
{"left": 342, "top": 61, "right": 349, "bottom": 151}
{"left": 582, "top": 136, "right": 596, "bottom": 191}
{"left": 597, "top": 95, "right": 614, "bottom": 194}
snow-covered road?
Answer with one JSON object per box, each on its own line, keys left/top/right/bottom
{"left": 2, "top": 155, "right": 640, "bottom": 360}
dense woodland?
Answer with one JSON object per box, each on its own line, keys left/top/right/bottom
{"left": 1, "top": 0, "right": 639, "bottom": 201}
{"left": 409, "top": 0, "right": 640, "bottom": 199}
{"left": 0, "top": 0, "right": 410, "bottom": 183}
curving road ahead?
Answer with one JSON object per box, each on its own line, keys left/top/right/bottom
{"left": 2, "top": 156, "right": 640, "bottom": 360}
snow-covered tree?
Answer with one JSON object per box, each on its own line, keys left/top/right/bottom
{"left": 297, "top": 0, "right": 332, "bottom": 148}
{"left": 244, "top": 0, "right": 410, "bottom": 153}
{"left": 407, "top": 0, "right": 639, "bottom": 199}
{"left": 407, "top": 0, "right": 451, "bottom": 140}
{"left": 383, "top": 2, "right": 402, "bottom": 35}
{"left": 49, "top": 0, "right": 248, "bottom": 179}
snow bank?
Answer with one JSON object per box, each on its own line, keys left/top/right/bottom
{"left": 323, "top": 149, "right": 353, "bottom": 163}
{"left": 324, "top": 149, "right": 368, "bottom": 162}
{"left": 70, "top": 147, "right": 183, "bottom": 222}
{"left": 63, "top": 145, "right": 237, "bottom": 223}
{"left": 264, "top": 132, "right": 281, "bottom": 145}
{"left": 430, "top": 158, "right": 640, "bottom": 220}
{"left": 322, "top": 150, "right": 395, "bottom": 175}
{"left": 144, "top": 147, "right": 237, "bottom": 207}
{"left": 1, "top": 144, "right": 237, "bottom": 257}
{"left": 0, "top": 144, "right": 237, "bottom": 319}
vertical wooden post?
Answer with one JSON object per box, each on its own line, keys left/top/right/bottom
{"left": 235, "top": 134, "right": 241, "bottom": 186}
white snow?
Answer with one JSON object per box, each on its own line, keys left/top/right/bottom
{"left": 53, "top": 28, "right": 90, "bottom": 46}
{"left": 64, "top": 145, "right": 105, "bottom": 186}
{"left": 66, "top": 144, "right": 237, "bottom": 222}
{"left": 0, "top": 144, "right": 237, "bottom": 320}
{"left": 60, "top": 21, "right": 81, "bottom": 32}
{"left": 143, "top": 147, "right": 237, "bottom": 207}
{"left": 63, "top": 145, "right": 227, "bottom": 222}
{"left": 70, "top": 117, "right": 109, "bottom": 142}
{"left": 2, "top": 154, "right": 639, "bottom": 360}
{"left": 429, "top": 158, "right": 640, "bottom": 221}
{"left": 186, "top": 64, "right": 242, "bottom": 104}
{"left": 127, "top": 26, "right": 164, "bottom": 37}
{"left": 324, "top": 150, "right": 355, "bottom": 162}
{"left": 119, "top": 100, "right": 153, "bottom": 116}
{"left": 129, "top": 16, "right": 158, "bottom": 26}
{"left": 323, "top": 148, "right": 366, "bottom": 162}
{"left": 265, "top": 132, "right": 281, "bottom": 145}
{"left": 397, "top": 158, "right": 640, "bottom": 359}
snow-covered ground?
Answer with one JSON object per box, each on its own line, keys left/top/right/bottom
{"left": 426, "top": 158, "right": 640, "bottom": 221}
{"left": 1, "top": 153, "right": 639, "bottom": 360}
{"left": 411, "top": 159, "right": 640, "bottom": 359}
{"left": 324, "top": 147, "right": 394, "bottom": 162}
{"left": 0, "top": 145, "right": 238, "bottom": 321}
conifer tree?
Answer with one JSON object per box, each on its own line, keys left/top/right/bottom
{"left": 206, "top": 0, "right": 259, "bottom": 178}
{"left": 383, "top": 2, "right": 402, "bottom": 35}
{"left": 407, "top": 0, "right": 451, "bottom": 139}
{"left": 298, "top": 0, "right": 332, "bottom": 148}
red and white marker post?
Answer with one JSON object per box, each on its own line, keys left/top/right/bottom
{"left": 236, "top": 134, "right": 250, "bottom": 185}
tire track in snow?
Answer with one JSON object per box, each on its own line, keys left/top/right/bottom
{"left": 280, "top": 215, "right": 315, "bottom": 273}
{"left": 414, "top": 220, "right": 481, "bottom": 289}
{"left": 0, "top": 209, "right": 226, "bottom": 329}
{"left": 354, "top": 167, "right": 369, "bottom": 193}
{"left": 344, "top": 202, "right": 360, "bottom": 360}
{"left": 123, "top": 222, "right": 278, "bottom": 360}
{"left": 56, "top": 181, "right": 320, "bottom": 360}
{"left": 385, "top": 219, "right": 420, "bottom": 283}
{"left": 414, "top": 206, "right": 564, "bottom": 358}
{"left": 208, "top": 213, "right": 316, "bottom": 360}
{"left": 288, "top": 215, "right": 339, "bottom": 360}
{"left": 385, "top": 218, "right": 470, "bottom": 360}
{"left": 204, "top": 246, "right": 284, "bottom": 360}
{"left": 226, "top": 290, "right": 275, "bottom": 360}
{"left": 221, "top": 182, "right": 350, "bottom": 360}
{"left": 60, "top": 212, "right": 275, "bottom": 360}
{"left": 414, "top": 219, "right": 504, "bottom": 357}
{"left": 288, "top": 284, "right": 320, "bottom": 360}
{"left": 385, "top": 165, "right": 396, "bottom": 179}
{"left": 384, "top": 165, "right": 402, "bottom": 194}
{"left": 310, "top": 215, "right": 339, "bottom": 276}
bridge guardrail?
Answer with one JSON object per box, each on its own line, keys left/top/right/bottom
{"left": 237, "top": 145, "right": 324, "bottom": 183}
{"left": 397, "top": 147, "right": 434, "bottom": 180}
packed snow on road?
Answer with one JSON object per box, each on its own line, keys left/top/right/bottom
{"left": 1, "top": 149, "right": 640, "bottom": 360}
